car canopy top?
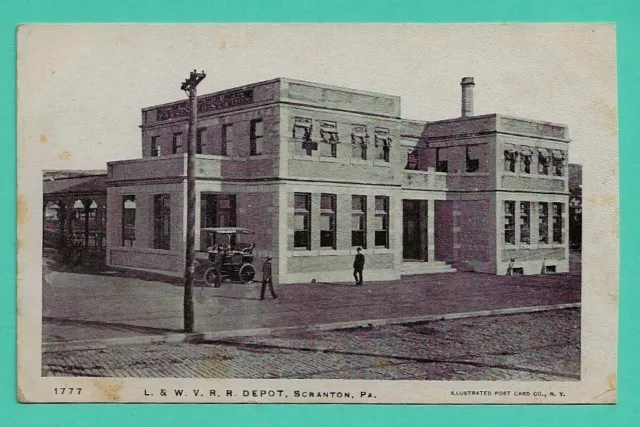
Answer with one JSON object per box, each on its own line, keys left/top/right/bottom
{"left": 200, "top": 227, "right": 254, "bottom": 235}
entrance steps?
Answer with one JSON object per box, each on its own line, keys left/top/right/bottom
{"left": 400, "top": 260, "right": 457, "bottom": 276}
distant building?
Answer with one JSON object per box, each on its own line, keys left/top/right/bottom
{"left": 97, "top": 77, "right": 570, "bottom": 282}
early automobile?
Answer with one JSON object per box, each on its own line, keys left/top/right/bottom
{"left": 200, "top": 227, "right": 256, "bottom": 285}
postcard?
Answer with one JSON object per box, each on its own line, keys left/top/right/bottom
{"left": 17, "top": 24, "right": 618, "bottom": 403}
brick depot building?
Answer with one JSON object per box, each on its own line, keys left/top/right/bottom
{"left": 105, "top": 77, "right": 570, "bottom": 283}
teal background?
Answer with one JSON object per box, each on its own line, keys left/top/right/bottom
{"left": 3, "top": 0, "right": 638, "bottom": 425}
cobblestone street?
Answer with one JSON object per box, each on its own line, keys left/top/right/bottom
{"left": 43, "top": 309, "right": 580, "bottom": 381}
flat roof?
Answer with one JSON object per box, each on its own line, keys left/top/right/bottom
{"left": 141, "top": 77, "right": 400, "bottom": 112}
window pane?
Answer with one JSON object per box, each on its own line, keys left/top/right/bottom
{"left": 293, "top": 125, "right": 308, "bottom": 140}
{"left": 504, "top": 200, "right": 515, "bottom": 244}
{"left": 321, "top": 194, "right": 334, "bottom": 210}
{"left": 352, "top": 214, "right": 365, "bottom": 230}
{"left": 319, "top": 214, "right": 332, "bottom": 230}
{"left": 352, "top": 196, "right": 364, "bottom": 211}
{"left": 254, "top": 120, "right": 264, "bottom": 137}
{"left": 295, "top": 194, "right": 308, "bottom": 210}
{"left": 374, "top": 215, "right": 384, "bottom": 230}
{"left": 520, "top": 202, "right": 531, "bottom": 244}
{"left": 352, "top": 231, "right": 365, "bottom": 247}
{"left": 153, "top": 194, "right": 170, "bottom": 250}
{"left": 122, "top": 196, "right": 136, "bottom": 245}
{"left": 375, "top": 197, "right": 387, "bottom": 212}
{"left": 375, "top": 230, "right": 388, "bottom": 247}
{"left": 294, "top": 214, "right": 307, "bottom": 230}
{"left": 320, "top": 230, "right": 334, "bottom": 248}
{"left": 553, "top": 203, "right": 563, "bottom": 243}
{"left": 224, "top": 125, "right": 233, "bottom": 141}
{"left": 294, "top": 231, "right": 309, "bottom": 248}
{"left": 539, "top": 202, "right": 549, "bottom": 243}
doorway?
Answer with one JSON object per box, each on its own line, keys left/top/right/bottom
{"left": 403, "top": 199, "right": 428, "bottom": 261}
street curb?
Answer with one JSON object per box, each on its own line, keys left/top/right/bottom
{"left": 42, "top": 302, "right": 581, "bottom": 353}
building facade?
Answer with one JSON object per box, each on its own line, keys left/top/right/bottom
{"left": 105, "top": 77, "right": 570, "bottom": 283}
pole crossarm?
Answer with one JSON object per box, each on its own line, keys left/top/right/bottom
{"left": 181, "top": 70, "right": 207, "bottom": 91}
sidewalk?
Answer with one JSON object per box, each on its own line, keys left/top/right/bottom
{"left": 42, "top": 252, "right": 581, "bottom": 349}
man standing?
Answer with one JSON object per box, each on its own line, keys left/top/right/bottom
{"left": 353, "top": 247, "right": 365, "bottom": 286}
{"left": 213, "top": 244, "right": 224, "bottom": 288}
{"left": 260, "top": 256, "right": 277, "bottom": 300}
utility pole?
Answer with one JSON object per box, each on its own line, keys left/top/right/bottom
{"left": 181, "top": 69, "right": 206, "bottom": 332}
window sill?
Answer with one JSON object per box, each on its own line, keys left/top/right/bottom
{"left": 350, "top": 247, "right": 369, "bottom": 255}
{"left": 350, "top": 159, "right": 368, "bottom": 165}
{"left": 372, "top": 247, "right": 392, "bottom": 254}
{"left": 291, "top": 249, "right": 316, "bottom": 256}
{"left": 404, "top": 169, "right": 429, "bottom": 175}
{"left": 318, "top": 249, "right": 350, "bottom": 256}
{"left": 460, "top": 172, "right": 490, "bottom": 177}
{"left": 196, "top": 154, "right": 227, "bottom": 160}
{"left": 503, "top": 171, "right": 567, "bottom": 180}
{"left": 289, "top": 249, "right": 352, "bottom": 257}
{"left": 229, "top": 155, "right": 248, "bottom": 162}
{"left": 248, "top": 154, "right": 271, "bottom": 160}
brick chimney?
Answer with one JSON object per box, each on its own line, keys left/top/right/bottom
{"left": 461, "top": 77, "right": 475, "bottom": 117}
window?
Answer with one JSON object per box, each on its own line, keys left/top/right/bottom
{"left": 293, "top": 117, "right": 316, "bottom": 156}
{"left": 221, "top": 124, "right": 232, "bottom": 156}
{"left": 172, "top": 132, "right": 182, "bottom": 154}
{"left": 538, "top": 148, "right": 550, "bottom": 175}
{"left": 405, "top": 148, "right": 419, "bottom": 170}
{"left": 320, "top": 194, "right": 336, "bottom": 249}
{"left": 538, "top": 202, "right": 549, "bottom": 243}
{"left": 352, "top": 195, "right": 367, "bottom": 248}
{"left": 374, "top": 128, "right": 391, "bottom": 162}
{"left": 122, "top": 195, "right": 136, "bottom": 246}
{"left": 552, "top": 203, "right": 563, "bottom": 243}
{"left": 374, "top": 196, "right": 389, "bottom": 248}
{"left": 504, "top": 144, "right": 517, "bottom": 172}
{"left": 519, "top": 146, "right": 532, "bottom": 174}
{"left": 465, "top": 146, "right": 480, "bottom": 173}
{"left": 200, "top": 194, "right": 237, "bottom": 249}
{"left": 294, "top": 193, "right": 311, "bottom": 250}
{"left": 552, "top": 150, "right": 566, "bottom": 176}
{"left": 319, "top": 121, "right": 338, "bottom": 157}
{"left": 196, "top": 127, "right": 206, "bottom": 154}
{"left": 151, "top": 136, "right": 159, "bottom": 157}
{"left": 250, "top": 119, "right": 264, "bottom": 156}
{"left": 504, "top": 201, "right": 515, "bottom": 245}
{"left": 216, "top": 195, "right": 236, "bottom": 227}
{"left": 436, "top": 148, "right": 448, "bottom": 172}
{"left": 153, "top": 194, "right": 171, "bottom": 250}
{"left": 351, "top": 125, "right": 368, "bottom": 160}
{"left": 520, "top": 202, "right": 531, "bottom": 244}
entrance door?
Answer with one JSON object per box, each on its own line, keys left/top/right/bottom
{"left": 403, "top": 200, "right": 426, "bottom": 260}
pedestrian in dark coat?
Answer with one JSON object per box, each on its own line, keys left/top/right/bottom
{"left": 213, "top": 244, "right": 224, "bottom": 288}
{"left": 260, "top": 256, "right": 277, "bottom": 300}
{"left": 353, "top": 247, "right": 365, "bottom": 286}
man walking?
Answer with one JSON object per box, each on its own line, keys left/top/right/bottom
{"left": 353, "top": 247, "right": 365, "bottom": 286}
{"left": 260, "top": 256, "right": 277, "bottom": 300}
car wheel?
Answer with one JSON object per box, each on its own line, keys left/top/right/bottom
{"left": 204, "top": 267, "right": 218, "bottom": 286}
{"left": 239, "top": 264, "right": 256, "bottom": 283}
